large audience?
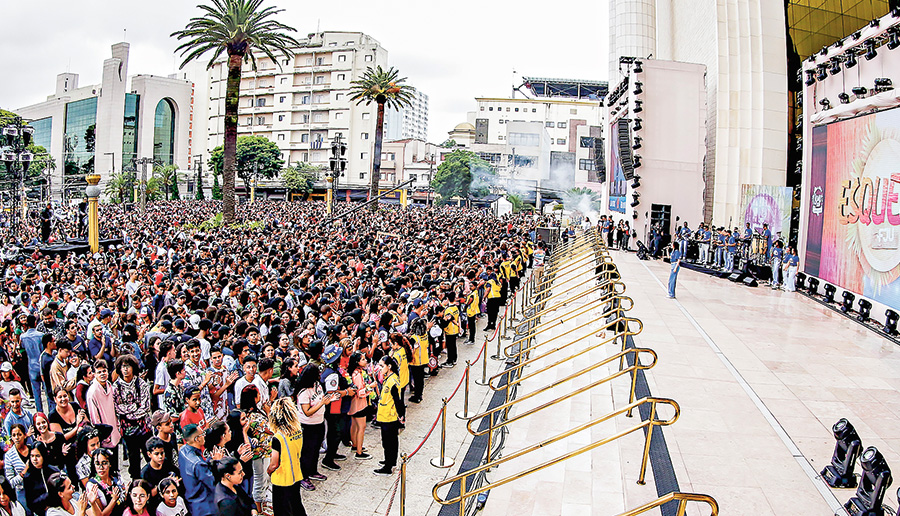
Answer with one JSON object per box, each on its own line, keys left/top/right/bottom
{"left": 0, "top": 199, "right": 549, "bottom": 516}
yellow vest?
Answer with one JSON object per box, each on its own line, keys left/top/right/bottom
{"left": 500, "top": 261, "right": 512, "bottom": 280}
{"left": 270, "top": 430, "right": 304, "bottom": 486}
{"left": 445, "top": 306, "right": 460, "bottom": 335}
{"left": 377, "top": 373, "right": 401, "bottom": 423}
{"left": 488, "top": 279, "right": 502, "bottom": 299}
{"left": 411, "top": 334, "right": 429, "bottom": 366}
{"left": 466, "top": 292, "right": 480, "bottom": 317}
{"left": 390, "top": 348, "right": 409, "bottom": 388}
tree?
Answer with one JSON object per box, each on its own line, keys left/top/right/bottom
{"left": 506, "top": 194, "right": 534, "bottom": 214}
{"left": 281, "top": 162, "right": 320, "bottom": 195}
{"left": 195, "top": 164, "right": 206, "bottom": 200}
{"left": 431, "top": 149, "right": 495, "bottom": 201}
{"left": 212, "top": 172, "right": 222, "bottom": 200}
{"left": 440, "top": 139, "right": 457, "bottom": 148}
{"left": 348, "top": 66, "right": 414, "bottom": 207}
{"left": 171, "top": 0, "right": 300, "bottom": 223}
{"left": 145, "top": 176, "right": 164, "bottom": 201}
{"left": 104, "top": 171, "right": 136, "bottom": 204}
{"left": 210, "top": 135, "right": 284, "bottom": 193}
{"left": 154, "top": 165, "right": 182, "bottom": 201}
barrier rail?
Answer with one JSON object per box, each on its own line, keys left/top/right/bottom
{"left": 511, "top": 292, "right": 633, "bottom": 347}
{"left": 431, "top": 397, "right": 681, "bottom": 515}
{"left": 617, "top": 492, "right": 719, "bottom": 516}
{"left": 528, "top": 273, "right": 624, "bottom": 312}
{"left": 503, "top": 310, "right": 642, "bottom": 361}
{"left": 517, "top": 279, "right": 625, "bottom": 330}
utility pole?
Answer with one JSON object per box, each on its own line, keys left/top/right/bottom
{"left": 251, "top": 162, "right": 258, "bottom": 203}
{"left": 328, "top": 134, "right": 347, "bottom": 216}
{"left": 134, "top": 157, "right": 153, "bottom": 214}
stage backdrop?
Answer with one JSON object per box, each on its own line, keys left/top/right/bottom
{"left": 608, "top": 121, "right": 627, "bottom": 214}
{"left": 806, "top": 107, "right": 900, "bottom": 311}
{"left": 739, "top": 185, "right": 793, "bottom": 240}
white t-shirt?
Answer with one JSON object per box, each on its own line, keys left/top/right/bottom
{"left": 154, "top": 361, "right": 170, "bottom": 407}
{"left": 234, "top": 374, "right": 269, "bottom": 407}
{"left": 296, "top": 384, "right": 326, "bottom": 425}
{"left": 156, "top": 497, "right": 188, "bottom": 516}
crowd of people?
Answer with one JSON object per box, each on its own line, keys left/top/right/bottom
{"left": 0, "top": 199, "right": 551, "bottom": 516}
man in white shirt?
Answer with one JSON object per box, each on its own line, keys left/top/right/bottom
{"left": 233, "top": 355, "right": 268, "bottom": 409}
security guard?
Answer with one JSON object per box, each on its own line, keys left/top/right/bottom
{"left": 465, "top": 287, "right": 480, "bottom": 344}
{"left": 374, "top": 356, "right": 405, "bottom": 475}
{"left": 267, "top": 398, "right": 308, "bottom": 515}
{"left": 485, "top": 272, "right": 502, "bottom": 331}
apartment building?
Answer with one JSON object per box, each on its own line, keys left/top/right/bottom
{"left": 384, "top": 86, "right": 429, "bottom": 141}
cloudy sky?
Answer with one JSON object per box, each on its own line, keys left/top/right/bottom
{"left": 1, "top": 0, "right": 608, "bottom": 143}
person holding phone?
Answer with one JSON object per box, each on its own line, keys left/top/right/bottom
{"left": 295, "top": 364, "right": 335, "bottom": 492}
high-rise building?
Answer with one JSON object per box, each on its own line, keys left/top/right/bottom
{"left": 204, "top": 31, "right": 391, "bottom": 194}
{"left": 384, "top": 86, "right": 429, "bottom": 142}
{"left": 15, "top": 43, "right": 193, "bottom": 202}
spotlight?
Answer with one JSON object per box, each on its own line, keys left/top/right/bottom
{"left": 632, "top": 154, "right": 642, "bottom": 168}
{"left": 843, "top": 446, "right": 892, "bottom": 516}
{"left": 893, "top": 7, "right": 900, "bottom": 17}
{"left": 631, "top": 178, "right": 641, "bottom": 189}
{"left": 857, "top": 299, "right": 873, "bottom": 322}
{"left": 841, "top": 291, "right": 856, "bottom": 313}
{"left": 633, "top": 100, "right": 643, "bottom": 113}
{"left": 824, "top": 283, "right": 837, "bottom": 303}
{"left": 633, "top": 118, "right": 642, "bottom": 131}
{"left": 633, "top": 61, "right": 643, "bottom": 73}
{"left": 632, "top": 137, "right": 642, "bottom": 150}
{"left": 888, "top": 28, "right": 900, "bottom": 50}
{"left": 819, "top": 98, "right": 832, "bottom": 110}
{"left": 820, "top": 46, "right": 830, "bottom": 56}
{"left": 853, "top": 31, "right": 862, "bottom": 40}
{"left": 846, "top": 51, "right": 858, "bottom": 69}
{"left": 817, "top": 64, "right": 829, "bottom": 81}
{"left": 632, "top": 210, "right": 638, "bottom": 220}
{"left": 805, "top": 70, "right": 817, "bottom": 86}
{"left": 870, "top": 18, "right": 880, "bottom": 28}
{"left": 839, "top": 92, "right": 851, "bottom": 104}
{"left": 634, "top": 81, "right": 643, "bottom": 95}
{"left": 795, "top": 272, "right": 807, "bottom": 290}
{"left": 853, "top": 86, "right": 869, "bottom": 97}
{"left": 630, "top": 192, "right": 640, "bottom": 208}
{"left": 830, "top": 57, "right": 842, "bottom": 75}
{"left": 865, "top": 40, "right": 878, "bottom": 61}
{"left": 875, "top": 77, "right": 893, "bottom": 92}
{"left": 808, "top": 277, "right": 820, "bottom": 295}
{"left": 821, "top": 418, "right": 863, "bottom": 488}
{"left": 884, "top": 309, "right": 899, "bottom": 335}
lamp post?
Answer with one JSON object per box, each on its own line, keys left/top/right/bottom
{"left": 133, "top": 157, "right": 154, "bottom": 214}
{"left": 85, "top": 174, "right": 101, "bottom": 253}
{"left": 1, "top": 125, "right": 35, "bottom": 235}
{"left": 328, "top": 134, "right": 347, "bottom": 216}
{"left": 193, "top": 154, "right": 204, "bottom": 199}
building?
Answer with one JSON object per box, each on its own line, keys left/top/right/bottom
{"left": 384, "top": 86, "right": 429, "bottom": 141}
{"left": 204, "top": 31, "right": 391, "bottom": 198}
{"left": 607, "top": 0, "right": 894, "bottom": 229}
{"left": 15, "top": 43, "right": 193, "bottom": 202}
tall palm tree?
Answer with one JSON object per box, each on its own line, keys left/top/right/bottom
{"left": 348, "top": 66, "right": 414, "bottom": 207}
{"left": 171, "top": 0, "right": 299, "bottom": 222}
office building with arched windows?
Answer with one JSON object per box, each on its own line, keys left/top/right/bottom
{"left": 15, "top": 42, "right": 193, "bottom": 202}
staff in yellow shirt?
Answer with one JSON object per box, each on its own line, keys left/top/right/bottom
{"left": 374, "top": 356, "right": 405, "bottom": 476}
{"left": 266, "top": 398, "right": 308, "bottom": 516}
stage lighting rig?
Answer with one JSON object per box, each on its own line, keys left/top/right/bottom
{"left": 846, "top": 50, "right": 859, "bottom": 69}
{"left": 875, "top": 78, "right": 893, "bottom": 93}
{"left": 632, "top": 137, "right": 642, "bottom": 150}
{"left": 853, "top": 86, "right": 869, "bottom": 97}
{"left": 858, "top": 299, "right": 873, "bottom": 322}
{"left": 805, "top": 70, "right": 817, "bottom": 86}
{"left": 821, "top": 418, "right": 863, "bottom": 488}
{"left": 631, "top": 174, "right": 641, "bottom": 188}
{"left": 853, "top": 31, "right": 863, "bottom": 40}
{"left": 632, "top": 155, "right": 642, "bottom": 168}
{"left": 841, "top": 291, "right": 856, "bottom": 313}
{"left": 870, "top": 18, "right": 880, "bottom": 28}
{"left": 633, "top": 61, "right": 643, "bottom": 73}
{"left": 633, "top": 81, "right": 643, "bottom": 95}
{"left": 632, "top": 210, "right": 638, "bottom": 220}
{"left": 885, "top": 310, "right": 899, "bottom": 335}
{"left": 808, "top": 277, "right": 820, "bottom": 295}
{"left": 633, "top": 100, "right": 643, "bottom": 113}
{"left": 839, "top": 92, "right": 851, "bottom": 104}
{"left": 817, "top": 64, "right": 829, "bottom": 81}
{"left": 633, "top": 118, "right": 642, "bottom": 131}
{"left": 888, "top": 28, "right": 900, "bottom": 50}
{"left": 830, "top": 57, "right": 842, "bottom": 75}
{"left": 843, "top": 446, "right": 892, "bottom": 516}
{"left": 824, "top": 283, "right": 837, "bottom": 303}
{"left": 819, "top": 98, "right": 832, "bottom": 110}
{"left": 865, "top": 40, "right": 878, "bottom": 61}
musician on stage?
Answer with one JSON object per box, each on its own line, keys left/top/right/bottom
{"left": 725, "top": 228, "right": 738, "bottom": 271}
{"left": 770, "top": 240, "right": 784, "bottom": 289}
{"left": 743, "top": 223, "right": 752, "bottom": 241}
{"left": 714, "top": 228, "right": 726, "bottom": 269}
{"left": 40, "top": 203, "right": 52, "bottom": 243}
{"left": 678, "top": 222, "right": 690, "bottom": 259}
{"left": 699, "top": 224, "right": 711, "bottom": 265}
{"left": 762, "top": 223, "right": 772, "bottom": 261}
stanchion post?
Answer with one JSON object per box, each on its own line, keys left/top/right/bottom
{"left": 430, "top": 398, "right": 455, "bottom": 468}
{"left": 400, "top": 453, "right": 407, "bottom": 516}
{"left": 455, "top": 362, "right": 473, "bottom": 419}
{"left": 474, "top": 338, "right": 489, "bottom": 386}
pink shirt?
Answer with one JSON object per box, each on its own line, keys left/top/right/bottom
{"left": 86, "top": 380, "right": 121, "bottom": 447}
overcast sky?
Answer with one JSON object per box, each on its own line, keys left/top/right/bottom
{"left": 1, "top": 0, "right": 608, "bottom": 143}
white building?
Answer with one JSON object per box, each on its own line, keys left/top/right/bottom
{"left": 15, "top": 43, "right": 194, "bottom": 202}
{"left": 384, "top": 86, "right": 429, "bottom": 142}
{"left": 204, "top": 31, "right": 391, "bottom": 195}
{"left": 608, "top": 0, "right": 789, "bottom": 225}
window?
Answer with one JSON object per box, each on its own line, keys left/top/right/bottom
{"left": 315, "top": 75, "right": 325, "bottom": 84}
{"left": 558, "top": 122, "right": 567, "bottom": 129}
{"left": 306, "top": 58, "right": 313, "bottom": 65}
{"left": 570, "top": 109, "right": 577, "bottom": 114}
{"left": 410, "top": 174, "right": 417, "bottom": 182}
{"left": 338, "top": 55, "right": 347, "bottom": 62}
{"left": 301, "top": 133, "right": 309, "bottom": 143}
{"left": 480, "top": 106, "right": 485, "bottom": 111}
{"left": 283, "top": 59, "right": 290, "bottom": 66}
{"left": 514, "top": 108, "right": 519, "bottom": 112}
{"left": 313, "top": 113, "right": 325, "bottom": 122}
{"left": 335, "top": 112, "right": 344, "bottom": 120}
{"left": 256, "top": 98, "right": 266, "bottom": 107}
{"left": 257, "top": 116, "right": 265, "bottom": 125}
{"left": 301, "top": 114, "right": 310, "bottom": 123}
{"left": 532, "top": 108, "right": 537, "bottom": 113}
{"left": 556, "top": 138, "right": 566, "bottom": 145}
{"left": 361, "top": 132, "right": 369, "bottom": 139}
{"left": 316, "top": 57, "right": 325, "bottom": 65}
{"left": 498, "top": 135, "right": 505, "bottom": 141}
{"left": 345, "top": 41, "right": 355, "bottom": 46}
{"left": 278, "top": 115, "right": 285, "bottom": 122}
{"left": 506, "top": 107, "right": 510, "bottom": 112}
{"left": 280, "top": 77, "right": 287, "bottom": 84}
{"left": 337, "top": 73, "right": 346, "bottom": 81}
{"left": 364, "top": 55, "right": 373, "bottom": 62}
{"left": 277, "top": 134, "right": 285, "bottom": 141}
{"left": 328, "top": 42, "right": 337, "bottom": 47}
{"left": 580, "top": 136, "right": 594, "bottom": 148}
{"left": 302, "top": 152, "right": 308, "bottom": 161}
{"left": 246, "top": 117, "right": 252, "bottom": 125}
{"left": 360, "top": 152, "right": 369, "bottom": 159}
{"left": 313, "top": 94, "right": 324, "bottom": 103}
{"left": 335, "top": 93, "right": 344, "bottom": 100}
{"left": 301, "top": 95, "right": 310, "bottom": 105}
{"left": 360, "top": 173, "right": 366, "bottom": 179}
{"left": 508, "top": 132, "right": 540, "bottom": 146}
{"left": 362, "top": 113, "right": 370, "bottom": 120}
{"left": 279, "top": 96, "right": 286, "bottom": 103}
{"left": 545, "top": 121, "right": 555, "bottom": 128}
{"left": 498, "top": 119, "right": 505, "bottom": 124}
{"left": 579, "top": 159, "right": 596, "bottom": 171}
{"left": 247, "top": 99, "right": 253, "bottom": 107}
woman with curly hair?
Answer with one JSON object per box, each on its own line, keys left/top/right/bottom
{"left": 265, "top": 398, "right": 308, "bottom": 516}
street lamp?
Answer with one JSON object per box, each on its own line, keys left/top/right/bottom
{"left": 133, "top": 157, "right": 154, "bottom": 214}
{"left": 1, "top": 125, "right": 35, "bottom": 235}
{"left": 328, "top": 134, "right": 347, "bottom": 216}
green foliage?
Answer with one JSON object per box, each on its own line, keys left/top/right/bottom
{"left": 348, "top": 66, "right": 415, "bottom": 110}
{"left": 184, "top": 212, "right": 263, "bottom": 232}
{"left": 506, "top": 194, "right": 534, "bottom": 214}
{"left": 104, "top": 171, "right": 136, "bottom": 204}
{"left": 440, "top": 139, "right": 457, "bottom": 148}
{"left": 431, "top": 150, "right": 495, "bottom": 201}
{"left": 210, "top": 135, "right": 284, "bottom": 189}
{"left": 146, "top": 176, "right": 164, "bottom": 201}
{"left": 154, "top": 165, "right": 182, "bottom": 201}
{"left": 0, "top": 110, "right": 56, "bottom": 179}
{"left": 281, "top": 163, "right": 320, "bottom": 194}
{"left": 195, "top": 166, "right": 206, "bottom": 200}
{"left": 562, "top": 186, "right": 602, "bottom": 211}
{"left": 212, "top": 173, "right": 222, "bottom": 200}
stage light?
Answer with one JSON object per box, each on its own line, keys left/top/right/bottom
{"left": 865, "top": 40, "right": 878, "bottom": 60}
{"left": 830, "top": 57, "right": 842, "bottom": 75}
{"left": 819, "top": 98, "right": 832, "bottom": 110}
{"left": 846, "top": 51, "right": 858, "bottom": 69}
{"left": 884, "top": 309, "right": 899, "bottom": 335}
{"left": 841, "top": 291, "right": 856, "bottom": 313}
{"left": 633, "top": 118, "right": 642, "bottom": 131}
{"left": 875, "top": 77, "right": 893, "bottom": 93}
{"left": 858, "top": 299, "right": 872, "bottom": 322}
{"left": 633, "top": 100, "right": 643, "bottom": 113}
{"left": 632, "top": 155, "right": 642, "bottom": 168}
{"left": 632, "top": 210, "right": 638, "bottom": 220}
{"left": 821, "top": 418, "right": 863, "bottom": 488}
{"left": 631, "top": 176, "right": 641, "bottom": 188}
{"left": 824, "top": 283, "right": 837, "bottom": 303}
{"left": 634, "top": 81, "right": 643, "bottom": 95}
{"left": 633, "top": 61, "right": 643, "bottom": 73}
{"left": 852, "top": 86, "right": 868, "bottom": 97}
{"left": 808, "top": 277, "right": 820, "bottom": 295}
{"left": 839, "top": 92, "right": 851, "bottom": 104}
{"left": 820, "top": 46, "right": 829, "bottom": 56}
{"left": 817, "top": 64, "right": 829, "bottom": 81}
{"left": 893, "top": 7, "right": 900, "bottom": 17}
{"left": 805, "top": 70, "right": 817, "bottom": 86}
{"left": 632, "top": 137, "right": 642, "bottom": 150}
{"left": 796, "top": 272, "right": 807, "bottom": 290}
{"left": 870, "top": 18, "right": 880, "bottom": 28}
{"left": 853, "top": 31, "right": 863, "bottom": 40}
{"left": 888, "top": 28, "right": 900, "bottom": 50}
{"left": 843, "top": 446, "right": 892, "bottom": 516}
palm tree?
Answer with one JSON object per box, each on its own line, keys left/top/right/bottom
{"left": 348, "top": 66, "right": 414, "bottom": 207}
{"left": 171, "top": 0, "right": 299, "bottom": 222}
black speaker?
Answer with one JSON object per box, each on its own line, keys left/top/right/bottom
{"left": 594, "top": 136, "right": 606, "bottom": 183}
{"left": 742, "top": 276, "right": 759, "bottom": 287}
{"left": 728, "top": 272, "right": 742, "bottom": 282}
{"left": 617, "top": 119, "right": 635, "bottom": 179}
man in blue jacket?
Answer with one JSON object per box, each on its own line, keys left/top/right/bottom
{"left": 20, "top": 314, "right": 45, "bottom": 413}
{"left": 179, "top": 423, "right": 216, "bottom": 516}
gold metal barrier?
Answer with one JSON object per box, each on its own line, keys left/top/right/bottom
{"left": 467, "top": 347, "right": 658, "bottom": 438}
{"left": 529, "top": 274, "right": 624, "bottom": 312}
{"left": 495, "top": 316, "right": 643, "bottom": 391}
{"left": 517, "top": 279, "right": 625, "bottom": 330}
{"left": 431, "top": 397, "right": 681, "bottom": 515}
{"left": 503, "top": 308, "right": 641, "bottom": 361}
{"left": 547, "top": 232, "right": 600, "bottom": 260}
{"left": 617, "top": 492, "right": 719, "bottom": 516}
{"left": 533, "top": 254, "right": 610, "bottom": 294}
{"left": 511, "top": 293, "right": 634, "bottom": 348}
